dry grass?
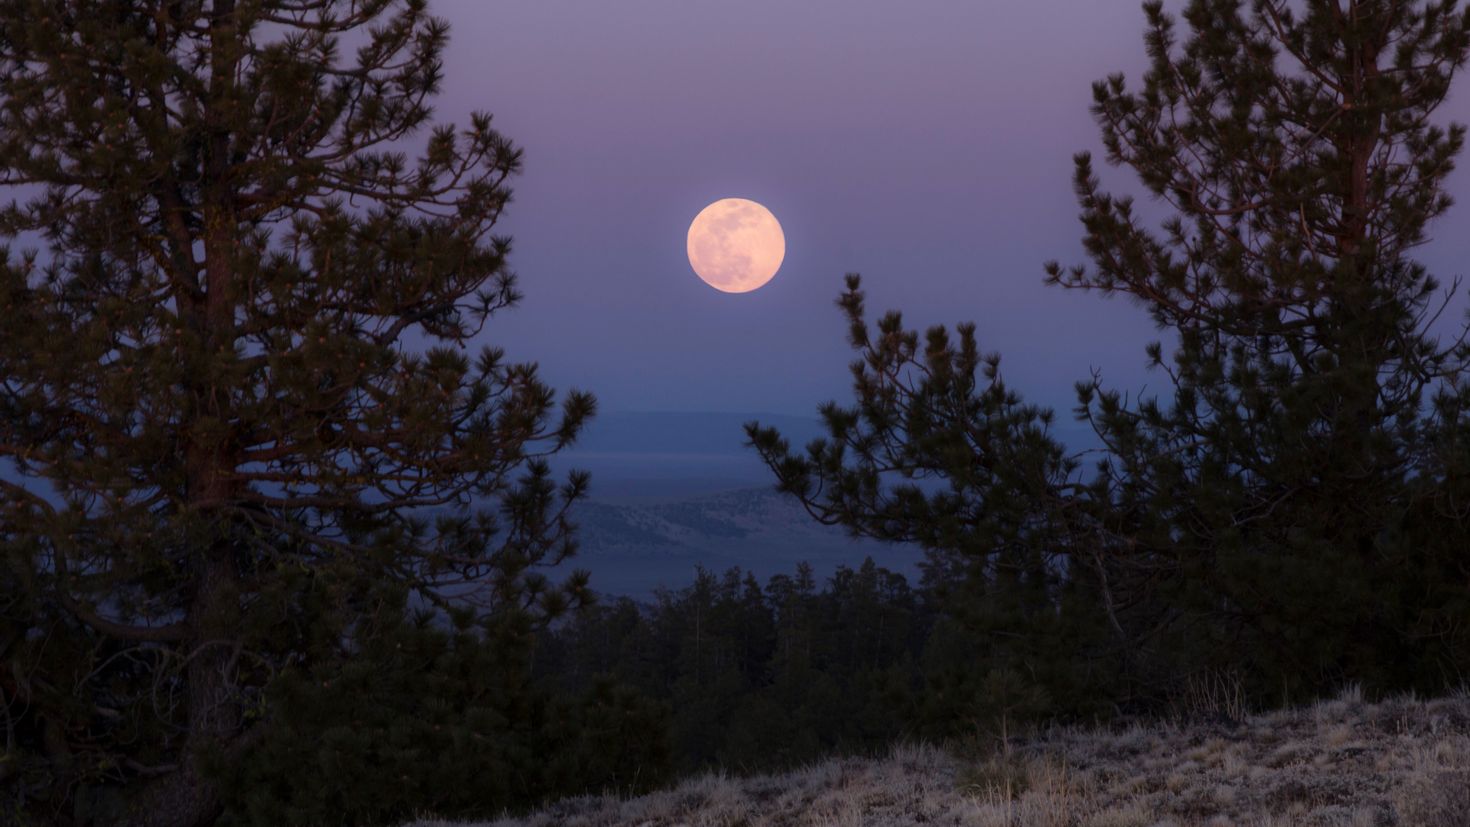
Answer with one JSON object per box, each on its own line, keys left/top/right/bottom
{"left": 409, "top": 689, "right": 1470, "bottom": 827}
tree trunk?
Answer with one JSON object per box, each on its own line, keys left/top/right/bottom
{"left": 119, "top": 520, "right": 242, "bottom": 827}
{"left": 127, "top": 33, "right": 248, "bottom": 811}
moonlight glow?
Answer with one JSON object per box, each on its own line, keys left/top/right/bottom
{"left": 686, "top": 198, "right": 785, "bottom": 293}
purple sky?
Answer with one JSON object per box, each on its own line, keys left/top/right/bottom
{"left": 431, "top": 0, "right": 1470, "bottom": 418}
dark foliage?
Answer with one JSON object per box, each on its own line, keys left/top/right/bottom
{"left": 538, "top": 559, "right": 1021, "bottom": 776}
{"left": 749, "top": 0, "right": 1470, "bottom": 715}
{"left": 0, "top": 2, "right": 594, "bottom": 824}
{"left": 218, "top": 585, "right": 667, "bottom": 827}
{"left": 1050, "top": 0, "right": 1470, "bottom": 703}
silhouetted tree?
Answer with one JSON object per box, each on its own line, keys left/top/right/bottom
{"left": 219, "top": 585, "right": 667, "bottom": 827}
{"left": 745, "top": 277, "right": 1120, "bottom": 724}
{"left": 0, "top": 2, "right": 592, "bottom": 824}
{"left": 1046, "top": 0, "right": 1470, "bottom": 698}
{"left": 750, "top": 0, "right": 1470, "bottom": 713}
{"left": 540, "top": 561, "right": 929, "bottom": 775}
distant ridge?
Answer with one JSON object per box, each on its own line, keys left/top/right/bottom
{"left": 571, "top": 409, "right": 1102, "bottom": 454}
{"left": 547, "top": 411, "right": 824, "bottom": 504}
{"left": 570, "top": 485, "right": 914, "bottom": 597}
{"left": 567, "top": 410, "right": 828, "bottom": 456}
{"left": 551, "top": 410, "right": 1102, "bottom": 505}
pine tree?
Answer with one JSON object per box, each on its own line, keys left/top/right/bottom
{"left": 745, "top": 278, "right": 1117, "bottom": 723}
{"left": 749, "top": 0, "right": 1470, "bottom": 712}
{"left": 219, "top": 585, "right": 668, "bottom": 827}
{"left": 1046, "top": 0, "right": 1470, "bottom": 697}
{"left": 0, "top": 2, "right": 593, "bottom": 824}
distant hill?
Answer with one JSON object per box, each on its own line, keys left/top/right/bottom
{"left": 546, "top": 410, "right": 826, "bottom": 503}
{"left": 565, "top": 409, "right": 1099, "bottom": 458}
{"left": 538, "top": 410, "right": 1100, "bottom": 596}
{"left": 567, "top": 410, "right": 829, "bottom": 457}
{"left": 549, "top": 410, "right": 1100, "bottom": 504}
{"left": 569, "top": 486, "right": 916, "bottom": 598}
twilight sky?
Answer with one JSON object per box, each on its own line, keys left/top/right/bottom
{"left": 430, "top": 0, "right": 1470, "bottom": 419}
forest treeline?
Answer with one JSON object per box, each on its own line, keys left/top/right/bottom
{"left": 5, "top": 1, "right": 1470, "bottom": 826}
{"left": 229, "top": 555, "right": 1096, "bottom": 825}
{"left": 537, "top": 557, "right": 1121, "bottom": 774}
{"left": 540, "top": 562, "right": 928, "bottom": 775}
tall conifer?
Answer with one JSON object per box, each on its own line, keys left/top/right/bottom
{"left": 750, "top": 0, "right": 1470, "bottom": 708}
{"left": 1049, "top": 0, "right": 1470, "bottom": 696}
{"left": 0, "top": 2, "right": 592, "bottom": 824}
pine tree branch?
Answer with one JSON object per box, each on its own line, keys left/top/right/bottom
{"left": 50, "top": 545, "right": 188, "bottom": 644}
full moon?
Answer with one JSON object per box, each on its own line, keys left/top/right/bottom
{"left": 686, "top": 198, "right": 785, "bottom": 293}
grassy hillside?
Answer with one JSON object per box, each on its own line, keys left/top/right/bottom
{"left": 412, "top": 689, "right": 1470, "bottom": 827}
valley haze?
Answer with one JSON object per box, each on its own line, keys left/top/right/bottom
{"left": 548, "top": 411, "right": 1098, "bottom": 597}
